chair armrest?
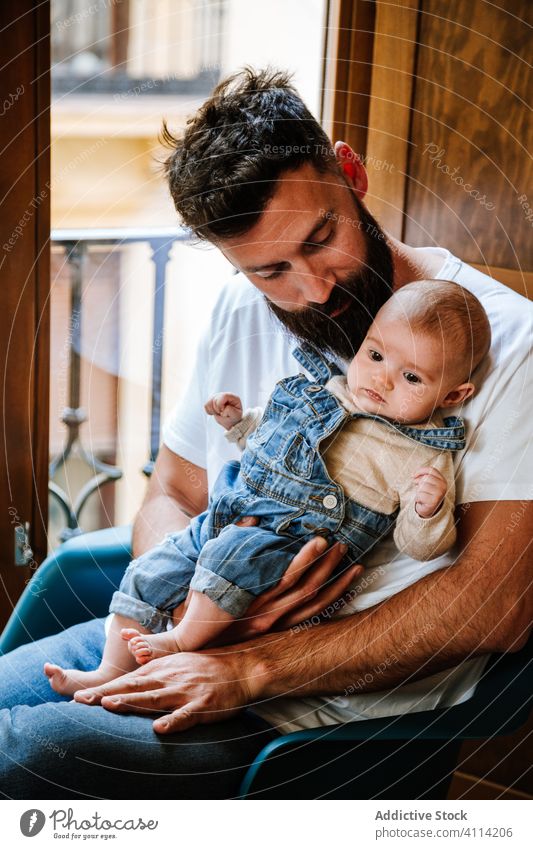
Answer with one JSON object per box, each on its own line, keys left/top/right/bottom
{"left": 239, "top": 715, "right": 464, "bottom": 799}
{"left": 0, "top": 526, "right": 132, "bottom": 654}
{"left": 239, "top": 701, "right": 530, "bottom": 799}
{"left": 240, "top": 635, "right": 533, "bottom": 798}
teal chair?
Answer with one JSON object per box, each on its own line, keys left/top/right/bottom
{"left": 0, "top": 526, "right": 133, "bottom": 652}
{"left": 1, "top": 527, "right": 531, "bottom": 799}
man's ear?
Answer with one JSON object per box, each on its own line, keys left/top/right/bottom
{"left": 440, "top": 382, "right": 475, "bottom": 407}
{"left": 334, "top": 141, "right": 368, "bottom": 199}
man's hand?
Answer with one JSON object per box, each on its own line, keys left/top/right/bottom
{"left": 73, "top": 650, "right": 255, "bottom": 735}
{"left": 224, "top": 536, "right": 363, "bottom": 640}
{"left": 172, "top": 534, "right": 364, "bottom": 643}
{"left": 413, "top": 466, "right": 447, "bottom": 518}
{"left": 204, "top": 392, "right": 243, "bottom": 430}
{"left": 73, "top": 537, "right": 364, "bottom": 733}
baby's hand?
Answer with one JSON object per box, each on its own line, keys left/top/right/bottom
{"left": 204, "top": 392, "right": 243, "bottom": 430}
{"left": 413, "top": 466, "right": 448, "bottom": 518}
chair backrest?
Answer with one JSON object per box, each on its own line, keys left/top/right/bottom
{"left": 451, "top": 632, "right": 533, "bottom": 737}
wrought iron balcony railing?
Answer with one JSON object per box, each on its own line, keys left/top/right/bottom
{"left": 50, "top": 227, "right": 190, "bottom": 542}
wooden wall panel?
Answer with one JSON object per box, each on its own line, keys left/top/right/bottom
{"left": 404, "top": 0, "right": 532, "bottom": 270}
{"left": 0, "top": 2, "right": 50, "bottom": 627}
{"left": 322, "top": 0, "right": 376, "bottom": 157}
{"left": 454, "top": 710, "right": 533, "bottom": 798}
{"left": 365, "top": 0, "right": 420, "bottom": 238}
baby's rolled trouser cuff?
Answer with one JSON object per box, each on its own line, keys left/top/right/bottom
{"left": 189, "top": 523, "right": 299, "bottom": 618}
{"left": 109, "top": 534, "right": 195, "bottom": 633}
{"left": 190, "top": 564, "right": 255, "bottom": 618}
{"left": 109, "top": 591, "right": 171, "bottom": 633}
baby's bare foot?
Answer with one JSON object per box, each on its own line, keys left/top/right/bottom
{"left": 121, "top": 627, "right": 182, "bottom": 665}
{"left": 43, "top": 663, "right": 116, "bottom": 696}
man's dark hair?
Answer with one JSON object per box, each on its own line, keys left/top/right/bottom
{"left": 162, "top": 67, "right": 337, "bottom": 241}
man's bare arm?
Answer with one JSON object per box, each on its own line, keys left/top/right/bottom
{"left": 131, "top": 445, "right": 208, "bottom": 557}
{"left": 78, "top": 500, "right": 532, "bottom": 733}
{"left": 251, "top": 500, "right": 532, "bottom": 701}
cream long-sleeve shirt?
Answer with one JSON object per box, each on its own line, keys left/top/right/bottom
{"left": 225, "top": 376, "right": 457, "bottom": 562}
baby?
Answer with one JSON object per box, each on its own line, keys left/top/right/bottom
{"left": 45, "top": 280, "right": 491, "bottom": 695}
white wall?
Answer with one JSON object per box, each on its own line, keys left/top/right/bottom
{"left": 220, "top": 0, "right": 326, "bottom": 118}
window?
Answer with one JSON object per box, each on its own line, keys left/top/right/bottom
{"left": 49, "top": 0, "right": 327, "bottom": 548}
{"left": 52, "top": 0, "right": 225, "bottom": 95}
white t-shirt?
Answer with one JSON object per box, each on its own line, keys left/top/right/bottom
{"left": 163, "top": 248, "right": 533, "bottom": 734}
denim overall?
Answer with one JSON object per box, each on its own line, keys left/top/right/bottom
{"left": 111, "top": 344, "right": 466, "bottom": 629}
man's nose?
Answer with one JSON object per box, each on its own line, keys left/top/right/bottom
{"left": 296, "top": 268, "right": 336, "bottom": 305}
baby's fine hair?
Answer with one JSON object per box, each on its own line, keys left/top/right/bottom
{"left": 384, "top": 280, "right": 491, "bottom": 379}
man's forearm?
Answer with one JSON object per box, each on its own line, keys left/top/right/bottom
{"left": 253, "top": 582, "right": 476, "bottom": 701}
{"left": 243, "top": 523, "right": 531, "bottom": 701}
{"left": 245, "top": 575, "right": 490, "bottom": 702}
{"left": 132, "top": 494, "right": 191, "bottom": 557}
{"left": 131, "top": 447, "right": 208, "bottom": 557}
{"left": 79, "top": 501, "right": 531, "bottom": 735}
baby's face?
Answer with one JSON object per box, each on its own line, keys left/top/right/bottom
{"left": 347, "top": 314, "right": 457, "bottom": 423}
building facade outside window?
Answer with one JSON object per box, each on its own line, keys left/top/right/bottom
{"left": 49, "top": 0, "right": 326, "bottom": 548}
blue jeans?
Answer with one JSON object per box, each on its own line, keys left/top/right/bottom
{"left": 0, "top": 618, "right": 277, "bottom": 799}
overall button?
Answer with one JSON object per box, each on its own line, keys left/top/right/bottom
{"left": 322, "top": 494, "right": 338, "bottom": 509}
{"left": 307, "top": 385, "right": 321, "bottom": 393}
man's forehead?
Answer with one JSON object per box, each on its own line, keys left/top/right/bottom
{"left": 221, "top": 163, "right": 344, "bottom": 253}
{"left": 263, "top": 162, "right": 343, "bottom": 212}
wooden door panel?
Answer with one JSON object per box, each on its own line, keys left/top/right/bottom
{"left": 404, "top": 0, "right": 532, "bottom": 270}
{"left": 0, "top": 2, "right": 50, "bottom": 627}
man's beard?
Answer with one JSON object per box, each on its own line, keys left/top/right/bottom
{"left": 267, "top": 202, "right": 394, "bottom": 361}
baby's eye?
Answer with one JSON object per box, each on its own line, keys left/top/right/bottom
{"left": 369, "top": 349, "right": 382, "bottom": 361}
{"left": 404, "top": 372, "right": 421, "bottom": 384}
